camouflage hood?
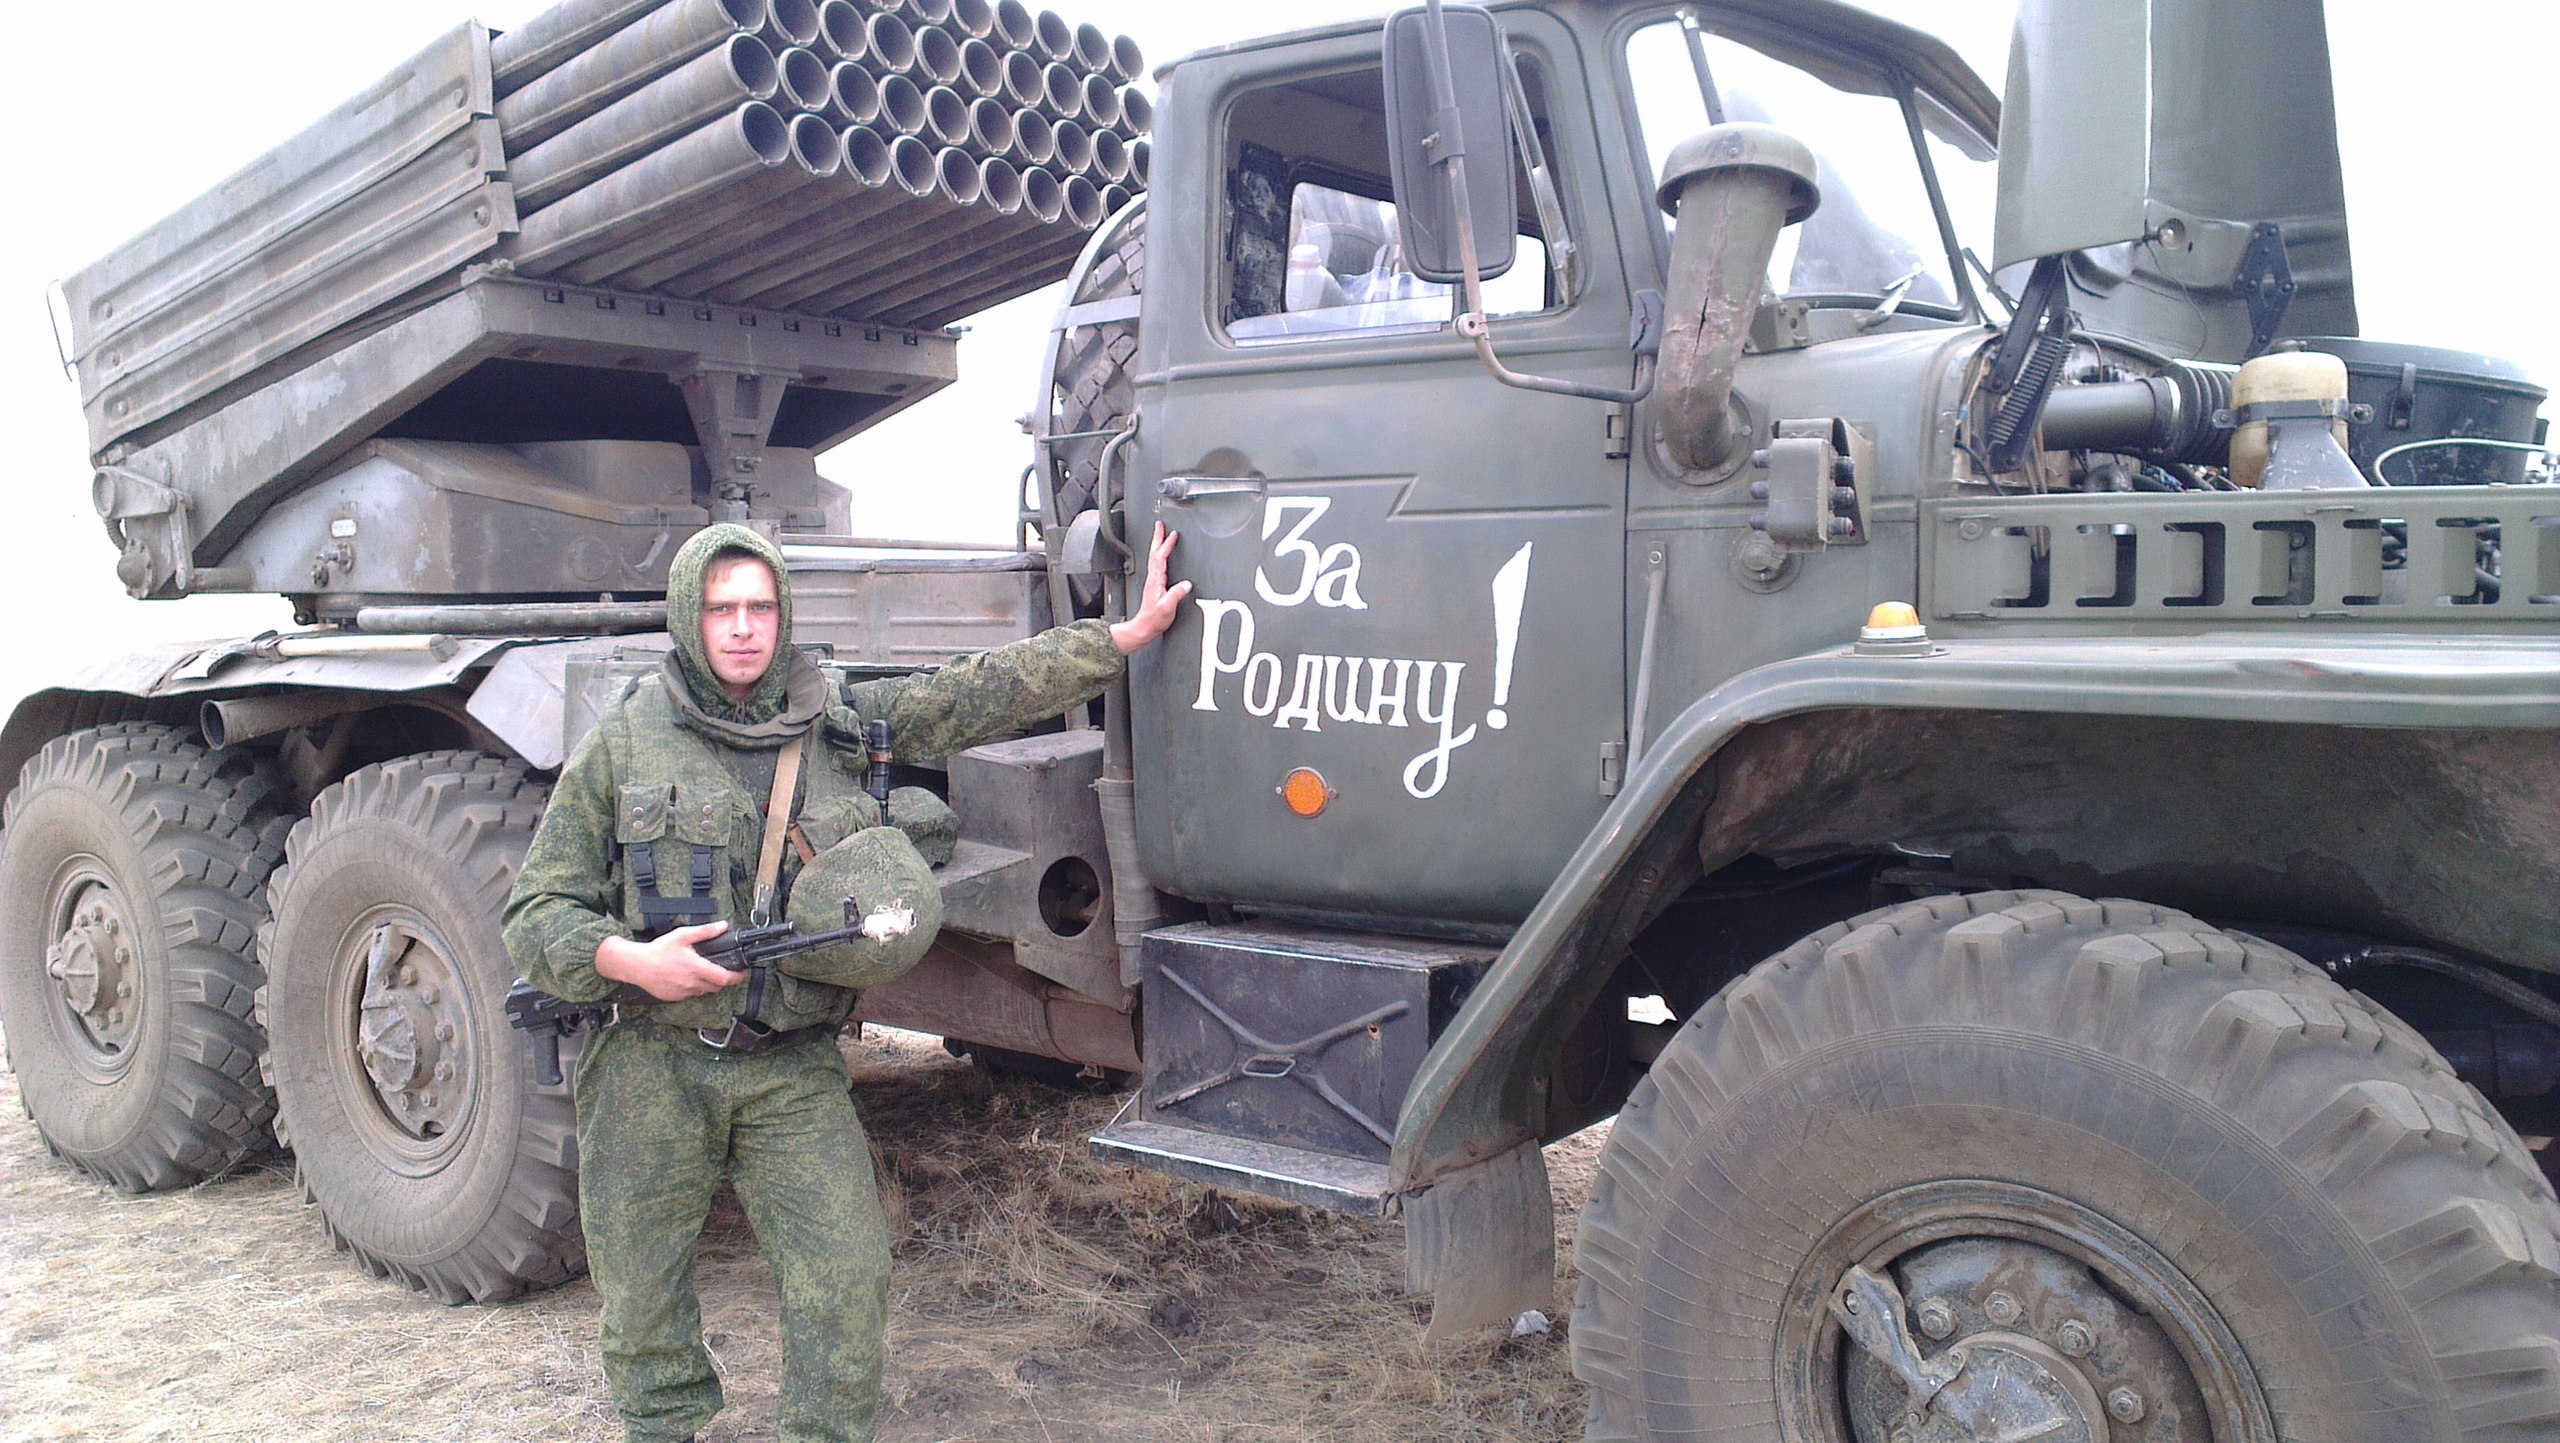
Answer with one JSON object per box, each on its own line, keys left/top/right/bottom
{"left": 661, "top": 523, "right": 827, "bottom": 746}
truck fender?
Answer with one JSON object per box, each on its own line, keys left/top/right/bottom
{"left": 1385, "top": 632, "right": 2560, "bottom": 1193}
{"left": 1, "top": 637, "right": 527, "bottom": 789}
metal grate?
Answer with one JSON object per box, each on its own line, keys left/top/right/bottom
{"left": 1924, "top": 487, "right": 2560, "bottom": 625}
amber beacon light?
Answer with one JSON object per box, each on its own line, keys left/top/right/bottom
{"left": 1278, "top": 767, "right": 1333, "bottom": 818}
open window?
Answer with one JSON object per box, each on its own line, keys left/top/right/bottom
{"left": 1221, "top": 58, "right": 1565, "bottom": 342}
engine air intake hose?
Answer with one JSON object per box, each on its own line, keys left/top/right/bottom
{"left": 2035, "top": 361, "right": 2235, "bottom": 465}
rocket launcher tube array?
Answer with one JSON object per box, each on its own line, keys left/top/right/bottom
{"left": 493, "top": 0, "right": 1145, "bottom": 323}
{"left": 57, "top": 0, "right": 1142, "bottom": 472}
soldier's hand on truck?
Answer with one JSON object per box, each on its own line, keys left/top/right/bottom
{"left": 593, "top": 921, "right": 747, "bottom": 1001}
{"left": 1110, "top": 523, "right": 1193, "bottom": 655}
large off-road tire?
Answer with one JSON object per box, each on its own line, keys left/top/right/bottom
{"left": 0, "top": 724, "right": 289, "bottom": 1191}
{"left": 259, "top": 751, "right": 580, "bottom": 1303}
{"left": 1573, "top": 889, "right": 2560, "bottom": 1443}
{"left": 1044, "top": 201, "right": 1143, "bottom": 528}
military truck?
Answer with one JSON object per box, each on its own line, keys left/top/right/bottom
{"left": 7, "top": 0, "right": 2557, "bottom": 1437}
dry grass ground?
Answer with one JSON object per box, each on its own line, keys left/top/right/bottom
{"left": 1, "top": 1027, "right": 1600, "bottom": 1442}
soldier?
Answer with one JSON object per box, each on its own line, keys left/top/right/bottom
{"left": 503, "top": 520, "right": 1188, "bottom": 1443}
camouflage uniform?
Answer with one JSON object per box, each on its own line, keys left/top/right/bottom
{"left": 504, "top": 524, "right": 1122, "bottom": 1443}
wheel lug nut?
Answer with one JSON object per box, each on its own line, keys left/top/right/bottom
{"left": 1983, "top": 1291, "right": 2021, "bottom": 1326}
{"left": 418, "top": 985, "right": 438, "bottom": 1004}
{"left": 2057, "top": 1319, "right": 2094, "bottom": 1356}
{"left": 435, "top": 1063, "right": 453, "bottom": 1083}
{"left": 116, "top": 981, "right": 132, "bottom": 998}
{"left": 2107, "top": 1387, "right": 2146, "bottom": 1423}
{"left": 1914, "top": 1300, "right": 1955, "bottom": 1339}
{"left": 436, "top": 1023, "right": 455, "bottom": 1044}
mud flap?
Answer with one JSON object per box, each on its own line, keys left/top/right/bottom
{"left": 1403, "top": 1139, "right": 1553, "bottom": 1341}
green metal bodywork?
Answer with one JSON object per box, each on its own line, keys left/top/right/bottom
{"left": 1388, "top": 636, "right": 2560, "bottom": 1186}
{"left": 1126, "top": 0, "right": 2559, "bottom": 1192}
{"left": 1994, "top": 0, "right": 2356, "bottom": 358}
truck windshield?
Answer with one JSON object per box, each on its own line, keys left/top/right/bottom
{"left": 1624, "top": 16, "right": 1993, "bottom": 317}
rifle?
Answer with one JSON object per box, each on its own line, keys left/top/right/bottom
{"left": 506, "top": 907, "right": 917, "bottom": 1084}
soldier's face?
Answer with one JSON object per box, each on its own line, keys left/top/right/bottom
{"left": 700, "top": 555, "right": 781, "bottom": 701}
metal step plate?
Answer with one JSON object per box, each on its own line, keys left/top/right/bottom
{"left": 1088, "top": 1117, "right": 1392, "bottom": 1215}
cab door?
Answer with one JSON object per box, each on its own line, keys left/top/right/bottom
{"left": 1126, "top": 12, "right": 1634, "bottom": 926}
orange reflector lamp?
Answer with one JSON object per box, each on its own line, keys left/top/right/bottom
{"left": 1855, "top": 601, "right": 1931, "bottom": 657}
{"left": 1278, "top": 767, "right": 1332, "bottom": 817}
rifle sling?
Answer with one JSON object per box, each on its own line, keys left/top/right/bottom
{"left": 749, "top": 733, "right": 807, "bottom": 927}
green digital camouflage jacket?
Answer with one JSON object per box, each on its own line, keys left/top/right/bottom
{"left": 502, "top": 523, "right": 1122, "bottom": 1030}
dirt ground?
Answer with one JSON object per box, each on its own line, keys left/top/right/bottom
{"left": 0, "top": 1026, "right": 1600, "bottom": 1443}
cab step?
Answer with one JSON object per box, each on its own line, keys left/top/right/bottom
{"left": 1087, "top": 1117, "right": 1391, "bottom": 1214}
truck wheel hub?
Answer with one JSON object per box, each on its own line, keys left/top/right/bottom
{"left": 46, "top": 884, "right": 139, "bottom": 1050}
{"left": 1801, "top": 1181, "right": 2266, "bottom": 1443}
{"left": 1845, "top": 1322, "right": 2103, "bottom": 1443}
{"left": 345, "top": 918, "right": 472, "bottom": 1143}
{"left": 357, "top": 989, "right": 435, "bottom": 1093}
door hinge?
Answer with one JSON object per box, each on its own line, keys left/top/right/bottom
{"left": 1599, "top": 741, "right": 1626, "bottom": 797}
{"left": 1604, "top": 403, "right": 1633, "bottom": 460}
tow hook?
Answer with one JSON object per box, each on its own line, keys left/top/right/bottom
{"left": 1829, "top": 1264, "right": 2110, "bottom": 1443}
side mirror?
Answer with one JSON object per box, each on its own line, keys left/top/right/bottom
{"left": 1382, "top": 5, "right": 1515, "bottom": 284}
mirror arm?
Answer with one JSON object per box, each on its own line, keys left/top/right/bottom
{"left": 1423, "top": 0, "right": 1655, "bottom": 405}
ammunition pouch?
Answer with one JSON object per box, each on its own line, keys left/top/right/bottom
{"left": 616, "top": 781, "right": 730, "bottom": 938}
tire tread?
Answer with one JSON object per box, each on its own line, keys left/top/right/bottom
{"left": 1572, "top": 890, "right": 2560, "bottom": 1442}
{"left": 1, "top": 724, "right": 286, "bottom": 1190}
{"left": 264, "top": 751, "right": 578, "bottom": 1303}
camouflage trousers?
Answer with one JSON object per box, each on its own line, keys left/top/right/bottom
{"left": 575, "top": 1022, "right": 890, "bottom": 1443}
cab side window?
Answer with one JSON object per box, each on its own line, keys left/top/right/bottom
{"left": 1221, "top": 59, "right": 1560, "bottom": 342}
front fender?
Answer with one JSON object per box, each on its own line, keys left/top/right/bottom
{"left": 1386, "top": 631, "right": 2560, "bottom": 1189}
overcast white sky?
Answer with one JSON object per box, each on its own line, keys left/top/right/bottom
{"left": 0, "top": 0, "right": 2551, "bottom": 718}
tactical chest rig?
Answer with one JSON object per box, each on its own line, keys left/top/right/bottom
{"left": 605, "top": 676, "right": 878, "bottom": 1036}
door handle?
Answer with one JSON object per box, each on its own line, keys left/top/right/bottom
{"left": 1158, "top": 475, "right": 1266, "bottom": 502}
